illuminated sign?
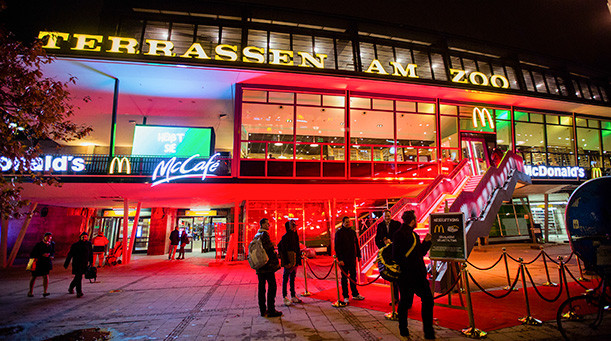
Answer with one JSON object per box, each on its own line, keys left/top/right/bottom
{"left": 151, "top": 153, "right": 221, "bottom": 186}
{"left": 429, "top": 212, "right": 466, "bottom": 261}
{"left": 449, "top": 69, "right": 509, "bottom": 88}
{"left": 472, "top": 107, "right": 495, "bottom": 129}
{"left": 592, "top": 167, "right": 603, "bottom": 179}
{"left": 0, "top": 155, "right": 86, "bottom": 173}
{"left": 524, "top": 165, "right": 585, "bottom": 178}
{"left": 109, "top": 157, "right": 131, "bottom": 174}
{"left": 131, "top": 125, "right": 214, "bottom": 158}
{"left": 184, "top": 210, "right": 217, "bottom": 216}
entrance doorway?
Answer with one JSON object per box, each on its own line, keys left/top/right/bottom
{"left": 462, "top": 136, "right": 489, "bottom": 175}
{"left": 90, "top": 216, "right": 151, "bottom": 254}
{"left": 177, "top": 216, "right": 226, "bottom": 253}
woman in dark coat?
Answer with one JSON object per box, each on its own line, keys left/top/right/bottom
{"left": 28, "top": 232, "right": 55, "bottom": 297}
{"left": 64, "top": 232, "right": 93, "bottom": 298}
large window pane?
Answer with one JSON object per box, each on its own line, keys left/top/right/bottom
{"left": 350, "top": 110, "right": 394, "bottom": 144}
{"left": 440, "top": 116, "right": 458, "bottom": 148}
{"left": 296, "top": 107, "right": 345, "bottom": 143}
{"left": 397, "top": 113, "right": 436, "bottom": 147}
{"left": 515, "top": 122, "right": 545, "bottom": 165}
{"left": 496, "top": 119, "right": 512, "bottom": 151}
{"left": 242, "top": 103, "right": 293, "bottom": 142}
{"left": 577, "top": 127, "right": 601, "bottom": 168}
{"left": 546, "top": 125, "right": 575, "bottom": 166}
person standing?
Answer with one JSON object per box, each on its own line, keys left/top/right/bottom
{"left": 64, "top": 232, "right": 93, "bottom": 298}
{"left": 28, "top": 232, "right": 55, "bottom": 297}
{"left": 278, "top": 220, "right": 303, "bottom": 306}
{"left": 168, "top": 226, "right": 180, "bottom": 260}
{"left": 253, "top": 218, "right": 282, "bottom": 317}
{"left": 375, "top": 209, "right": 402, "bottom": 304}
{"left": 91, "top": 231, "right": 109, "bottom": 267}
{"left": 392, "top": 210, "right": 434, "bottom": 339}
{"left": 334, "top": 216, "right": 365, "bottom": 304}
{"left": 177, "top": 230, "right": 190, "bottom": 260}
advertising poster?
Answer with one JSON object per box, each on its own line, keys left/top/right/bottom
{"left": 429, "top": 212, "right": 466, "bottom": 261}
{"left": 131, "top": 125, "right": 214, "bottom": 158}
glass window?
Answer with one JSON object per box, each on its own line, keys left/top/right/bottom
{"left": 350, "top": 97, "right": 370, "bottom": 109}
{"left": 243, "top": 90, "right": 266, "bottom": 102}
{"left": 396, "top": 101, "right": 416, "bottom": 112}
{"left": 418, "top": 103, "right": 435, "bottom": 114}
{"left": 514, "top": 111, "right": 529, "bottom": 122}
{"left": 220, "top": 27, "right": 242, "bottom": 51}
{"left": 588, "top": 119, "right": 600, "bottom": 128}
{"left": 315, "top": 37, "right": 335, "bottom": 70}
{"left": 576, "top": 117, "right": 587, "bottom": 127}
{"left": 247, "top": 29, "right": 267, "bottom": 49}
{"left": 431, "top": 53, "right": 447, "bottom": 81}
{"left": 296, "top": 107, "right": 345, "bottom": 143}
{"left": 530, "top": 113, "right": 544, "bottom": 123}
{"left": 515, "top": 122, "right": 546, "bottom": 165}
{"left": 359, "top": 42, "right": 376, "bottom": 71}
{"left": 396, "top": 113, "right": 436, "bottom": 147}
{"left": 372, "top": 98, "right": 393, "bottom": 110}
{"left": 296, "top": 93, "right": 320, "bottom": 106}
{"left": 241, "top": 103, "right": 293, "bottom": 142}
{"left": 197, "top": 25, "right": 219, "bottom": 48}
{"left": 170, "top": 23, "right": 195, "bottom": 53}
{"left": 577, "top": 128, "right": 601, "bottom": 152}
{"left": 268, "top": 91, "right": 294, "bottom": 104}
{"left": 336, "top": 39, "right": 354, "bottom": 71}
{"left": 440, "top": 116, "right": 458, "bottom": 148}
{"left": 350, "top": 110, "right": 394, "bottom": 145}
{"left": 546, "top": 125, "right": 575, "bottom": 166}
{"left": 440, "top": 105, "right": 457, "bottom": 115}
{"left": 496, "top": 119, "right": 512, "bottom": 151}
{"left": 560, "top": 116, "right": 572, "bottom": 126}
{"left": 322, "top": 95, "right": 345, "bottom": 107}
{"left": 494, "top": 109, "right": 510, "bottom": 120}
{"left": 546, "top": 115, "right": 559, "bottom": 125}
{"left": 268, "top": 142, "right": 294, "bottom": 159}
{"left": 296, "top": 144, "right": 320, "bottom": 160}
{"left": 293, "top": 34, "right": 313, "bottom": 54}
{"left": 269, "top": 31, "right": 290, "bottom": 50}
{"left": 144, "top": 21, "right": 170, "bottom": 41}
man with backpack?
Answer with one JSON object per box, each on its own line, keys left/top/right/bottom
{"left": 249, "top": 218, "right": 282, "bottom": 317}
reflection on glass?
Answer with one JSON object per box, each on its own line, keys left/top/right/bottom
{"left": 268, "top": 143, "right": 294, "bottom": 159}
{"left": 396, "top": 113, "right": 436, "bottom": 146}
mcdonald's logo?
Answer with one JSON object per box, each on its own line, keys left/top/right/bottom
{"left": 591, "top": 167, "right": 602, "bottom": 179}
{"left": 433, "top": 224, "right": 445, "bottom": 234}
{"left": 109, "top": 157, "right": 131, "bottom": 174}
{"left": 472, "top": 107, "right": 495, "bottom": 129}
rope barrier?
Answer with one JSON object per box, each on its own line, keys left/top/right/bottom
{"left": 433, "top": 275, "right": 462, "bottom": 300}
{"left": 305, "top": 260, "right": 335, "bottom": 280}
{"left": 564, "top": 266, "right": 592, "bottom": 290}
{"left": 338, "top": 266, "right": 382, "bottom": 286}
{"left": 524, "top": 266, "right": 564, "bottom": 302}
{"left": 468, "top": 267, "right": 521, "bottom": 299}
{"left": 307, "top": 260, "right": 335, "bottom": 267}
{"left": 563, "top": 251, "right": 574, "bottom": 263}
{"left": 522, "top": 251, "right": 543, "bottom": 265}
{"left": 542, "top": 251, "right": 560, "bottom": 265}
{"left": 507, "top": 253, "right": 521, "bottom": 263}
{"left": 466, "top": 254, "right": 503, "bottom": 271}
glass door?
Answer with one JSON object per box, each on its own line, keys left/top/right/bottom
{"left": 462, "top": 137, "right": 489, "bottom": 175}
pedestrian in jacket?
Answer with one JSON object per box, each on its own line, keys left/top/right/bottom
{"left": 392, "top": 210, "right": 434, "bottom": 339}
{"left": 278, "top": 220, "right": 303, "bottom": 306}
{"left": 28, "top": 232, "right": 55, "bottom": 297}
{"left": 334, "top": 216, "right": 365, "bottom": 304}
{"left": 254, "top": 218, "right": 282, "bottom": 317}
{"left": 177, "top": 231, "right": 190, "bottom": 259}
{"left": 375, "top": 209, "right": 402, "bottom": 304}
{"left": 168, "top": 226, "right": 180, "bottom": 260}
{"left": 64, "top": 232, "right": 93, "bottom": 298}
{"left": 92, "top": 232, "right": 109, "bottom": 267}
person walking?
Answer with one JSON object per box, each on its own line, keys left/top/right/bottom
{"left": 64, "top": 232, "right": 93, "bottom": 298}
{"left": 334, "top": 216, "right": 365, "bottom": 305}
{"left": 392, "top": 210, "right": 434, "bottom": 339}
{"left": 91, "top": 231, "right": 109, "bottom": 267}
{"left": 177, "top": 230, "right": 190, "bottom": 259}
{"left": 168, "top": 226, "right": 180, "bottom": 260}
{"left": 375, "top": 209, "right": 402, "bottom": 304}
{"left": 253, "top": 218, "right": 282, "bottom": 317}
{"left": 278, "top": 220, "right": 303, "bottom": 306}
{"left": 28, "top": 232, "right": 55, "bottom": 297}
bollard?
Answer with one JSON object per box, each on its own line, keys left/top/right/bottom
{"left": 559, "top": 256, "right": 578, "bottom": 320}
{"left": 384, "top": 282, "right": 399, "bottom": 321}
{"left": 460, "top": 264, "right": 487, "bottom": 339}
{"left": 517, "top": 258, "right": 542, "bottom": 325}
{"left": 301, "top": 252, "right": 312, "bottom": 296}
{"left": 332, "top": 256, "right": 346, "bottom": 307}
{"left": 502, "top": 248, "right": 518, "bottom": 291}
{"left": 576, "top": 256, "right": 590, "bottom": 282}
{"left": 540, "top": 248, "right": 557, "bottom": 287}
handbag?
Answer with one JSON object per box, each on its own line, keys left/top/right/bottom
{"left": 26, "top": 258, "right": 37, "bottom": 272}
{"left": 85, "top": 266, "right": 97, "bottom": 282}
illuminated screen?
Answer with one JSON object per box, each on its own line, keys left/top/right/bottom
{"left": 131, "top": 125, "right": 214, "bottom": 157}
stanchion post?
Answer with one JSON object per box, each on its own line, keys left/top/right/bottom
{"left": 540, "top": 247, "right": 557, "bottom": 287}
{"left": 558, "top": 256, "right": 578, "bottom": 320}
{"left": 332, "top": 256, "right": 346, "bottom": 307}
{"left": 576, "top": 256, "right": 590, "bottom": 282}
{"left": 502, "top": 247, "right": 518, "bottom": 291}
{"left": 517, "top": 258, "right": 542, "bottom": 325}
{"left": 385, "top": 282, "right": 399, "bottom": 321}
{"left": 460, "top": 263, "right": 487, "bottom": 339}
{"left": 301, "top": 252, "right": 312, "bottom": 296}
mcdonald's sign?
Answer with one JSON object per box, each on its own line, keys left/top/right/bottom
{"left": 433, "top": 225, "right": 445, "bottom": 234}
{"left": 109, "top": 157, "right": 131, "bottom": 174}
{"left": 429, "top": 212, "right": 466, "bottom": 261}
{"left": 472, "top": 107, "right": 494, "bottom": 129}
{"left": 591, "top": 167, "right": 603, "bottom": 179}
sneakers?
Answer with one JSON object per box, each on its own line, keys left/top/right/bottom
{"left": 76, "top": 293, "right": 84, "bottom": 298}
{"left": 352, "top": 295, "right": 365, "bottom": 300}
{"left": 343, "top": 298, "right": 350, "bottom": 304}
{"left": 68, "top": 289, "right": 74, "bottom": 294}
{"left": 284, "top": 297, "right": 293, "bottom": 306}
{"left": 266, "top": 310, "right": 283, "bottom": 318}
{"left": 291, "top": 297, "right": 303, "bottom": 304}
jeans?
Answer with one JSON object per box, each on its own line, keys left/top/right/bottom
{"left": 282, "top": 267, "right": 297, "bottom": 298}
{"left": 168, "top": 244, "right": 178, "bottom": 259}
{"left": 257, "top": 272, "right": 277, "bottom": 315}
{"left": 69, "top": 273, "right": 84, "bottom": 294}
{"left": 340, "top": 263, "right": 359, "bottom": 299}
{"left": 397, "top": 276, "right": 434, "bottom": 335}
{"left": 93, "top": 252, "right": 104, "bottom": 267}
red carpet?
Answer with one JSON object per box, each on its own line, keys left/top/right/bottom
{"left": 309, "top": 281, "right": 597, "bottom": 331}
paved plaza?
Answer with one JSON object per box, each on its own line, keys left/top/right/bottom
{"left": 0, "top": 243, "right": 608, "bottom": 340}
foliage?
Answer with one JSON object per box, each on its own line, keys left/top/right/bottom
{"left": 0, "top": 29, "right": 92, "bottom": 219}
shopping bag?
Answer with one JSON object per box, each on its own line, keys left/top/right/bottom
{"left": 26, "top": 258, "right": 37, "bottom": 272}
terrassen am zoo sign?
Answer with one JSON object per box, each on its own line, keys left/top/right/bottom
{"left": 429, "top": 212, "right": 466, "bottom": 261}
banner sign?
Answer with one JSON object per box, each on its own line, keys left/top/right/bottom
{"left": 151, "top": 153, "right": 221, "bottom": 186}
{"left": 131, "top": 125, "right": 214, "bottom": 158}
{"left": 524, "top": 164, "right": 585, "bottom": 179}
{"left": 429, "top": 212, "right": 466, "bottom": 261}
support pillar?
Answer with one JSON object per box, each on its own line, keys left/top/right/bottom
{"left": 543, "top": 193, "right": 549, "bottom": 243}
{"left": 127, "top": 202, "right": 142, "bottom": 264}
{"left": 148, "top": 208, "right": 178, "bottom": 255}
{"left": 122, "top": 199, "right": 129, "bottom": 263}
{"left": 7, "top": 203, "right": 38, "bottom": 268}
{"left": 0, "top": 217, "right": 8, "bottom": 268}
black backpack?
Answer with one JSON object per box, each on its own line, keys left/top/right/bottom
{"left": 377, "top": 243, "right": 401, "bottom": 281}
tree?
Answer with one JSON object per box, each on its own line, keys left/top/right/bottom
{"left": 0, "top": 29, "right": 92, "bottom": 220}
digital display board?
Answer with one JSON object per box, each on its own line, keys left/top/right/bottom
{"left": 131, "top": 125, "right": 215, "bottom": 158}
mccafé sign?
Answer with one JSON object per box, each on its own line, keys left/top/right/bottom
{"left": 524, "top": 165, "right": 586, "bottom": 179}
{"left": 38, "top": 31, "right": 511, "bottom": 89}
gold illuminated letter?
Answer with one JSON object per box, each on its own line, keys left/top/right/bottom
{"left": 469, "top": 72, "right": 489, "bottom": 86}
{"left": 269, "top": 49, "right": 293, "bottom": 65}
{"left": 38, "top": 31, "right": 70, "bottom": 49}
{"left": 144, "top": 39, "right": 175, "bottom": 57}
{"left": 180, "top": 43, "right": 211, "bottom": 59}
{"left": 365, "top": 60, "right": 389, "bottom": 75}
{"left": 490, "top": 75, "right": 510, "bottom": 88}
{"left": 215, "top": 44, "right": 238, "bottom": 61}
{"left": 72, "top": 34, "right": 103, "bottom": 52}
{"left": 297, "top": 52, "right": 327, "bottom": 68}
{"left": 107, "top": 37, "right": 139, "bottom": 54}
{"left": 390, "top": 62, "right": 418, "bottom": 78}
{"left": 242, "top": 46, "right": 265, "bottom": 63}
{"left": 450, "top": 69, "right": 468, "bottom": 84}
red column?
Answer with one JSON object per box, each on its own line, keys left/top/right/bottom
{"left": 147, "top": 208, "right": 177, "bottom": 255}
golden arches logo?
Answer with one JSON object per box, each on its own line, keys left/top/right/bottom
{"left": 592, "top": 167, "right": 602, "bottom": 179}
{"left": 472, "top": 107, "right": 494, "bottom": 129}
{"left": 109, "top": 157, "right": 131, "bottom": 174}
{"left": 433, "top": 224, "right": 445, "bottom": 234}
